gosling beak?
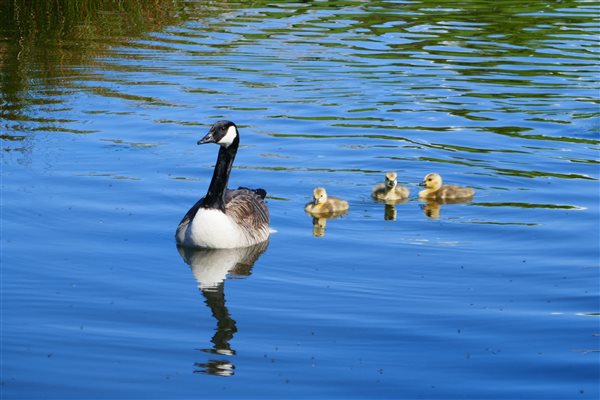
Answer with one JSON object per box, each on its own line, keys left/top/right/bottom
{"left": 197, "top": 128, "right": 216, "bottom": 145}
{"left": 313, "top": 199, "right": 319, "bottom": 205}
{"left": 418, "top": 181, "right": 426, "bottom": 187}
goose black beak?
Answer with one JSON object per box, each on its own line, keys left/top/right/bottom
{"left": 197, "top": 132, "right": 216, "bottom": 145}
{"left": 418, "top": 181, "right": 426, "bottom": 187}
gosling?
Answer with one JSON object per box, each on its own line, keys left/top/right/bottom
{"left": 372, "top": 171, "right": 409, "bottom": 201}
{"left": 305, "top": 187, "right": 349, "bottom": 215}
{"left": 418, "top": 173, "right": 474, "bottom": 200}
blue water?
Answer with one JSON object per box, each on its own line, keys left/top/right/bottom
{"left": 1, "top": 1, "right": 599, "bottom": 399}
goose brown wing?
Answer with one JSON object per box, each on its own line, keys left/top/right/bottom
{"left": 224, "top": 188, "right": 270, "bottom": 230}
{"left": 235, "top": 186, "right": 267, "bottom": 199}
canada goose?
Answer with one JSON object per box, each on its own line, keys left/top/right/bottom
{"left": 304, "top": 187, "right": 349, "bottom": 215}
{"left": 418, "top": 173, "right": 474, "bottom": 200}
{"left": 372, "top": 171, "right": 409, "bottom": 201}
{"left": 176, "top": 120, "right": 270, "bottom": 249}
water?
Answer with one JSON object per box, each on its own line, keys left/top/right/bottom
{"left": 1, "top": 1, "right": 599, "bottom": 398}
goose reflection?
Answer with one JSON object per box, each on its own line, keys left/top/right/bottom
{"left": 308, "top": 211, "right": 347, "bottom": 237}
{"left": 177, "top": 241, "right": 268, "bottom": 376}
{"left": 384, "top": 203, "right": 397, "bottom": 221}
{"left": 373, "top": 198, "right": 408, "bottom": 221}
{"left": 420, "top": 198, "right": 471, "bottom": 219}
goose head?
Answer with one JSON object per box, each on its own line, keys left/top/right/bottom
{"left": 385, "top": 171, "right": 398, "bottom": 189}
{"left": 198, "top": 120, "right": 239, "bottom": 148}
{"left": 312, "top": 187, "right": 328, "bottom": 205}
{"left": 419, "top": 173, "right": 442, "bottom": 191}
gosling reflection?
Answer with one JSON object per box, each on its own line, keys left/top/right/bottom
{"left": 373, "top": 198, "right": 408, "bottom": 221}
{"left": 177, "top": 242, "right": 268, "bottom": 377}
{"left": 309, "top": 211, "right": 347, "bottom": 237}
{"left": 312, "top": 217, "right": 327, "bottom": 237}
{"left": 384, "top": 203, "right": 397, "bottom": 221}
{"left": 421, "top": 200, "right": 442, "bottom": 219}
{"left": 420, "top": 198, "right": 471, "bottom": 219}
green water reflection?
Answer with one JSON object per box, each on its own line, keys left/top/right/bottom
{"left": 2, "top": 0, "right": 596, "bottom": 108}
{"left": 2, "top": 0, "right": 597, "bottom": 194}
{"left": 1, "top": 1, "right": 189, "bottom": 104}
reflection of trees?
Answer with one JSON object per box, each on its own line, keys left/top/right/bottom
{"left": 1, "top": 0, "right": 593, "bottom": 156}
{"left": 325, "top": 0, "right": 584, "bottom": 54}
{"left": 0, "top": 0, "right": 589, "bottom": 115}
{"left": 1, "top": 0, "right": 587, "bottom": 95}
{"left": 0, "top": 1, "right": 194, "bottom": 112}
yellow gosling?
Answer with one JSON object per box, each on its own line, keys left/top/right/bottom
{"left": 418, "top": 173, "right": 474, "bottom": 200}
{"left": 372, "top": 171, "right": 409, "bottom": 201}
{"left": 305, "top": 187, "right": 349, "bottom": 215}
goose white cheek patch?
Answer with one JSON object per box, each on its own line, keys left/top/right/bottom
{"left": 217, "top": 125, "right": 237, "bottom": 147}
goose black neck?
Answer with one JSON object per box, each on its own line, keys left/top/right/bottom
{"left": 202, "top": 140, "right": 238, "bottom": 210}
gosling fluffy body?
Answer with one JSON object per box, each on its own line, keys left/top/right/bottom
{"left": 418, "top": 173, "right": 474, "bottom": 200}
{"left": 305, "top": 187, "right": 349, "bottom": 215}
{"left": 372, "top": 171, "right": 409, "bottom": 201}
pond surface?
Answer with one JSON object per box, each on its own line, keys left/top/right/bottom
{"left": 1, "top": 1, "right": 599, "bottom": 399}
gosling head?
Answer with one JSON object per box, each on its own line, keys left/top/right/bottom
{"left": 198, "top": 120, "right": 239, "bottom": 148}
{"left": 312, "top": 187, "right": 328, "bottom": 205}
{"left": 385, "top": 171, "right": 398, "bottom": 189}
{"left": 419, "top": 173, "right": 442, "bottom": 191}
